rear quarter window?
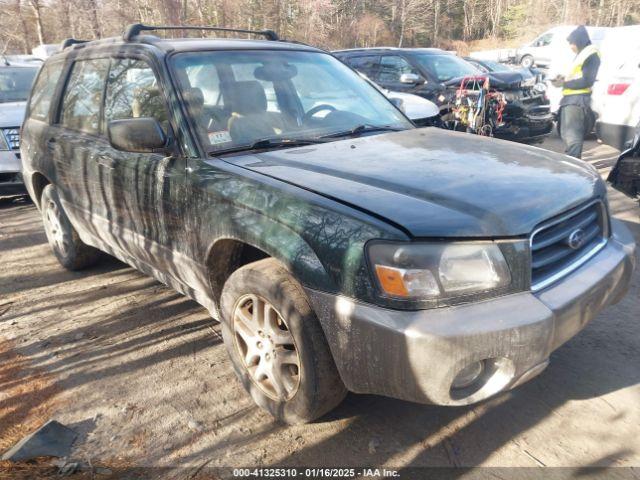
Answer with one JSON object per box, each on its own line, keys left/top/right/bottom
{"left": 28, "top": 62, "right": 64, "bottom": 121}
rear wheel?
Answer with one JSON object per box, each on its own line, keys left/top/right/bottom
{"left": 41, "top": 184, "right": 101, "bottom": 270}
{"left": 220, "top": 258, "right": 347, "bottom": 424}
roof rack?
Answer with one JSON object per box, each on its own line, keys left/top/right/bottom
{"left": 60, "top": 38, "right": 88, "bottom": 50}
{"left": 123, "top": 23, "right": 279, "bottom": 42}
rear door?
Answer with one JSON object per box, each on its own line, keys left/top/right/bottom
{"left": 21, "top": 60, "right": 66, "bottom": 190}
{"left": 50, "top": 57, "right": 111, "bottom": 232}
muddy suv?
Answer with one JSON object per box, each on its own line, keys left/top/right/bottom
{"left": 22, "top": 24, "right": 636, "bottom": 424}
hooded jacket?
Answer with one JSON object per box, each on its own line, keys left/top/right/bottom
{"left": 562, "top": 26, "right": 601, "bottom": 97}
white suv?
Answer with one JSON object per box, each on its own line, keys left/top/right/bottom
{"left": 596, "top": 54, "right": 640, "bottom": 151}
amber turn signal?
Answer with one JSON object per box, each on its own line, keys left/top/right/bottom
{"left": 374, "top": 265, "right": 409, "bottom": 297}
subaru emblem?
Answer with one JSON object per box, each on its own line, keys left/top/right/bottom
{"left": 567, "top": 228, "right": 586, "bottom": 250}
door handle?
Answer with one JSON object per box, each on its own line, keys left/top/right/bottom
{"left": 94, "top": 155, "right": 116, "bottom": 169}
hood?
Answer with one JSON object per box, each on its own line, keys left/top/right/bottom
{"left": 0, "top": 101, "right": 27, "bottom": 128}
{"left": 386, "top": 91, "right": 440, "bottom": 120}
{"left": 567, "top": 25, "right": 591, "bottom": 51}
{"left": 444, "top": 72, "right": 526, "bottom": 90}
{"left": 223, "top": 129, "right": 604, "bottom": 238}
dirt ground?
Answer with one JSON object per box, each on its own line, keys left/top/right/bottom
{"left": 0, "top": 133, "right": 639, "bottom": 477}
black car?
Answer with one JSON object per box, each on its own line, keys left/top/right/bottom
{"left": 21, "top": 25, "right": 635, "bottom": 424}
{"left": 334, "top": 48, "right": 553, "bottom": 141}
{"left": 609, "top": 121, "right": 640, "bottom": 204}
{"left": 463, "top": 57, "right": 546, "bottom": 84}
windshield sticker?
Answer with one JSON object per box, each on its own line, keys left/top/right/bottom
{"left": 208, "top": 131, "right": 232, "bottom": 145}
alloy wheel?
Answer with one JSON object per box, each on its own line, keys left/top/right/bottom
{"left": 43, "top": 199, "right": 70, "bottom": 257}
{"left": 232, "top": 294, "right": 301, "bottom": 401}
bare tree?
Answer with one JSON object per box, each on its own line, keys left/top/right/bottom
{"left": 28, "top": 0, "right": 46, "bottom": 45}
{"left": 1, "top": 0, "right": 640, "bottom": 55}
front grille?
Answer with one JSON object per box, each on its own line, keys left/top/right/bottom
{"left": 2, "top": 128, "right": 20, "bottom": 150}
{"left": 530, "top": 200, "right": 609, "bottom": 291}
{"left": 0, "top": 172, "right": 20, "bottom": 183}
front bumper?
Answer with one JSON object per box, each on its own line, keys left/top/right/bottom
{"left": 307, "top": 219, "right": 636, "bottom": 406}
{"left": 597, "top": 121, "right": 636, "bottom": 152}
{"left": 0, "top": 150, "right": 25, "bottom": 196}
{"left": 495, "top": 110, "right": 554, "bottom": 142}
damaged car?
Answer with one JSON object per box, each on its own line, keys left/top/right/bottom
{"left": 22, "top": 25, "right": 635, "bottom": 424}
{"left": 463, "top": 57, "right": 546, "bottom": 86}
{"left": 0, "top": 59, "right": 39, "bottom": 196}
{"left": 334, "top": 47, "right": 553, "bottom": 141}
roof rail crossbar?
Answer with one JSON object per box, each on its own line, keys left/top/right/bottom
{"left": 60, "top": 38, "right": 88, "bottom": 50}
{"left": 123, "top": 23, "right": 279, "bottom": 42}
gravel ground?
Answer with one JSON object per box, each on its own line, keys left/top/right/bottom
{"left": 0, "top": 134, "right": 638, "bottom": 475}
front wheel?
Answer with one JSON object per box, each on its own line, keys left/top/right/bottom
{"left": 41, "top": 184, "right": 101, "bottom": 270}
{"left": 220, "top": 258, "right": 347, "bottom": 424}
{"left": 520, "top": 55, "right": 534, "bottom": 68}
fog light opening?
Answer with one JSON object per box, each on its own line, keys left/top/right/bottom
{"left": 451, "top": 360, "right": 485, "bottom": 390}
{"left": 449, "top": 357, "right": 516, "bottom": 403}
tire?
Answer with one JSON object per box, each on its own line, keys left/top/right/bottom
{"left": 520, "top": 55, "right": 534, "bottom": 68}
{"left": 40, "top": 184, "right": 101, "bottom": 270}
{"left": 220, "top": 258, "right": 347, "bottom": 424}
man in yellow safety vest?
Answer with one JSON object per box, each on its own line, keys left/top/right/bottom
{"left": 552, "top": 26, "right": 601, "bottom": 159}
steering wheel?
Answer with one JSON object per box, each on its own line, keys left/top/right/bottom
{"left": 303, "top": 104, "right": 336, "bottom": 122}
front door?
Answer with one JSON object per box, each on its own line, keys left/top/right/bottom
{"left": 375, "top": 55, "right": 421, "bottom": 93}
{"left": 101, "top": 56, "right": 187, "bottom": 276}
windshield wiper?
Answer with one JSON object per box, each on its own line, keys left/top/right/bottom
{"left": 211, "top": 137, "right": 327, "bottom": 156}
{"left": 320, "top": 124, "right": 404, "bottom": 139}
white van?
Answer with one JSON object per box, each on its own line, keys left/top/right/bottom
{"left": 516, "top": 25, "right": 609, "bottom": 69}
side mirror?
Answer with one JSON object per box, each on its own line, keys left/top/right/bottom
{"left": 389, "top": 97, "right": 404, "bottom": 110}
{"left": 108, "top": 118, "right": 167, "bottom": 153}
{"left": 399, "top": 73, "right": 424, "bottom": 85}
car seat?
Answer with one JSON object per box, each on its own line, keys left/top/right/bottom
{"left": 226, "top": 81, "right": 284, "bottom": 144}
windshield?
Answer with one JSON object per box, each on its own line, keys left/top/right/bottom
{"left": 0, "top": 67, "right": 38, "bottom": 103}
{"left": 412, "top": 54, "right": 480, "bottom": 82}
{"left": 171, "top": 50, "right": 412, "bottom": 153}
{"left": 481, "top": 60, "right": 512, "bottom": 72}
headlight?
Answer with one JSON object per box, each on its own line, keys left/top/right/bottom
{"left": 368, "top": 242, "right": 511, "bottom": 300}
{"left": 521, "top": 77, "right": 536, "bottom": 88}
{"left": 0, "top": 132, "right": 9, "bottom": 151}
{"left": 533, "top": 82, "right": 547, "bottom": 93}
{"left": 503, "top": 92, "right": 518, "bottom": 102}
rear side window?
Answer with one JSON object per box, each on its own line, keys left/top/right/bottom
{"left": 184, "top": 64, "right": 222, "bottom": 106}
{"left": 60, "top": 58, "right": 110, "bottom": 134}
{"left": 346, "top": 56, "right": 379, "bottom": 78}
{"left": 104, "top": 58, "right": 169, "bottom": 133}
{"left": 231, "top": 63, "right": 279, "bottom": 112}
{"left": 28, "top": 62, "right": 64, "bottom": 121}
